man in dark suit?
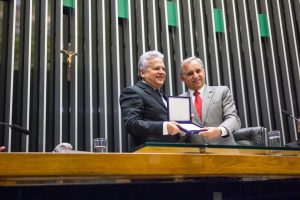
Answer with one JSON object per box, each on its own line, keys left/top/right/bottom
{"left": 179, "top": 56, "right": 241, "bottom": 145}
{"left": 119, "top": 50, "right": 181, "bottom": 151}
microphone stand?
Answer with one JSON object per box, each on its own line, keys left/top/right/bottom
{"left": 281, "top": 110, "right": 299, "bottom": 121}
{"left": 281, "top": 110, "right": 300, "bottom": 135}
{"left": 0, "top": 122, "right": 30, "bottom": 135}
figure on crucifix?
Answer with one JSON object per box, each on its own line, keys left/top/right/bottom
{"left": 60, "top": 43, "right": 78, "bottom": 81}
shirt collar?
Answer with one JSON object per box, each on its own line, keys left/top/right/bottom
{"left": 188, "top": 85, "right": 205, "bottom": 96}
{"left": 142, "top": 80, "right": 159, "bottom": 90}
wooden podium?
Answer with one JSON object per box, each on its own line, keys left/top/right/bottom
{"left": 0, "top": 143, "right": 300, "bottom": 186}
{"left": 1, "top": 143, "right": 300, "bottom": 199}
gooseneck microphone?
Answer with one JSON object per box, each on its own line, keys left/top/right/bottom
{"left": 281, "top": 109, "right": 299, "bottom": 121}
{"left": 0, "top": 122, "right": 30, "bottom": 135}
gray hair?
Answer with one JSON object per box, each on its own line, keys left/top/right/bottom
{"left": 180, "top": 56, "right": 205, "bottom": 75}
{"left": 138, "top": 50, "right": 164, "bottom": 71}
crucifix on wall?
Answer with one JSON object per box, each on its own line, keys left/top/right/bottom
{"left": 60, "top": 43, "right": 77, "bottom": 81}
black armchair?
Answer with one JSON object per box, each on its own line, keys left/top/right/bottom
{"left": 233, "top": 127, "right": 267, "bottom": 147}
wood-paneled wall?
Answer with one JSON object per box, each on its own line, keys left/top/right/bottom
{"left": 0, "top": 0, "right": 299, "bottom": 152}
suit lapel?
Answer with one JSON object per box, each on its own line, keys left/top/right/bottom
{"left": 182, "top": 87, "right": 213, "bottom": 126}
{"left": 182, "top": 92, "right": 202, "bottom": 126}
{"left": 137, "top": 81, "right": 167, "bottom": 109}
{"left": 202, "top": 86, "right": 213, "bottom": 122}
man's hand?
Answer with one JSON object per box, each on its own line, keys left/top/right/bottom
{"left": 198, "top": 127, "right": 222, "bottom": 140}
{"left": 167, "top": 121, "right": 181, "bottom": 135}
{"left": 297, "top": 119, "right": 300, "bottom": 133}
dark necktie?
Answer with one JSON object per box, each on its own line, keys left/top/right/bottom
{"left": 156, "top": 89, "right": 167, "bottom": 105}
{"left": 193, "top": 90, "right": 202, "bottom": 120}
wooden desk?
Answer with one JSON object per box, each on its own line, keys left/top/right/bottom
{"left": 1, "top": 144, "right": 300, "bottom": 186}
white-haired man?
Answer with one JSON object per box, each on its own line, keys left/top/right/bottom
{"left": 120, "top": 50, "right": 182, "bottom": 151}
{"left": 179, "top": 56, "right": 241, "bottom": 145}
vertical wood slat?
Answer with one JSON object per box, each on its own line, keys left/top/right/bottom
{"left": 90, "top": 0, "right": 98, "bottom": 152}
{"left": 239, "top": 0, "right": 260, "bottom": 126}
{"left": 121, "top": 0, "right": 135, "bottom": 150}
{"left": 38, "top": 0, "right": 49, "bottom": 152}
{"left": 194, "top": 0, "right": 209, "bottom": 85}
{"left": 0, "top": 2, "right": 8, "bottom": 142}
{"left": 136, "top": 0, "right": 146, "bottom": 54}
{"left": 148, "top": 0, "right": 159, "bottom": 50}
{"left": 84, "top": 0, "right": 94, "bottom": 151}
{"left": 54, "top": 0, "right": 63, "bottom": 148}
{"left": 111, "top": 0, "right": 122, "bottom": 152}
{"left": 262, "top": 0, "right": 287, "bottom": 143}
{"left": 174, "top": 0, "right": 185, "bottom": 93}
{"left": 226, "top": 0, "right": 248, "bottom": 127}
{"left": 30, "top": 1, "right": 39, "bottom": 151}
{"left": 70, "top": 0, "right": 78, "bottom": 149}
{"left": 271, "top": 0, "right": 295, "bottom": 145}
{"left": 76, "top": 0, "right": 85, "bottom": 151}
{"left": 248, "top": 0, "right": 272, "bottom": 132}
{"left": 292, "top": 0, "right": 300, "bottom": 114}
{"left": 127, "top": 0, "right": 134, "bottom": 86}
{"left": 4, "top": 0, "right": 16, "bottom": 152}
{"left": 160, "top": 0, "right": 173, "bottom": 96}
{"left": 21, "top": 0, "right": 32, "bottom": 152}
{"left": 219, "top": 0, "right": 233, "bottom": 92}
{"left": 282, "top": 0, "right": 300, "bottom": 140}
{"left": 182, "top": 0, "right": 195, "bottom": 56}
{"left": 96, "top": 0, "right": 109, "bottom": 143}
{"left": 205, "top": 0, "right": 221, "bottom": 85}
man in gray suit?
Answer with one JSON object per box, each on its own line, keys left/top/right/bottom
{"left": 179, "top": 56, "right": 241, "bottom": 145}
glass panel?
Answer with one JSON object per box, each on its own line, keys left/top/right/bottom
{"left": 134, "top": 142, "right": 300, "bottom": 156}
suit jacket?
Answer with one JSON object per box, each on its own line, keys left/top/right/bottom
{"left": 180, "top": 86, "right": 241, "bottom": 145}
{"left": 119, "top": 81, "right": 179, "bottom": 150}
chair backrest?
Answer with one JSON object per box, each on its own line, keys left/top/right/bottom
{"left": 233, "top": 127, "right": 267, "bottom": 147}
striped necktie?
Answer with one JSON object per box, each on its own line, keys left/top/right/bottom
{"left": 156, "top": 89, "right": 167, "bottom": 105}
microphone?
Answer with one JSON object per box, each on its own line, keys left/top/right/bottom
{"left": 0, "top": 122, "right": 30, "bottom": 135}
{"left": 281, "top": 109, "right": 299, "bottom": 121}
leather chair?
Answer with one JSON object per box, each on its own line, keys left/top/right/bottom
{"left": 233, "top": 127, "right": 267, "bottom": 147}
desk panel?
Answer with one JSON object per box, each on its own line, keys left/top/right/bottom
{"left": 0, "top": 151, "right": 300, "bottom": 186}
